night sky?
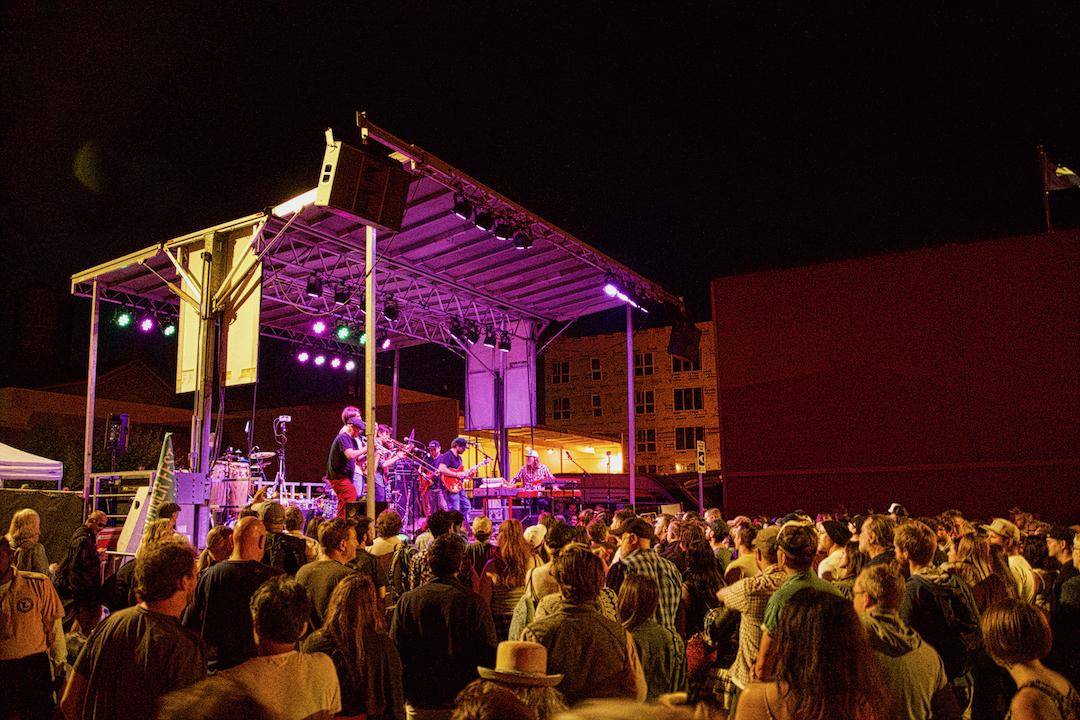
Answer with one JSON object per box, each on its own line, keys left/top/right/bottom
{"left": 3, "top": 3, "right": 1080, "bottom": 385}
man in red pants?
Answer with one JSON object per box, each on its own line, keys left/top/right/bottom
{"left": 326, "top": 413, "right": 365, "bottom": 518}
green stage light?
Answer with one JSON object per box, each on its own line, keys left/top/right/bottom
{"left": 115, "top": 311, "right": 133, "bottom": 328}
{"left": 335, "top": 324, "right": 351, "bottom": 341}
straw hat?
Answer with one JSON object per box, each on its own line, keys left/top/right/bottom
{"left": 478, "top": 641, "right": 563, "bottom": 687}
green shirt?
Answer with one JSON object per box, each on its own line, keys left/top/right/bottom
{"left": 762, "top": 570, "right": 842, "bottom": 632}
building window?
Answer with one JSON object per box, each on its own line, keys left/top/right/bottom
{"left": 638, "top": 464, "right": 658, "bottom": 474}
{"left": 635, "top": 390, "right": 655, "bottom": 414}
{"left": 591, "top": 358, "right": 601, "bottom": 380}
{"left": 636, "top": 428, "right": 656, "bottom": 452}
{"left": 672, "top": 356, "right": 701, "bottom": 372}
{"left": 675, "top": 426, "right": 705, "bottom": 450}
{"left": 552, "top": 397, "right": 571, "bottom": 421}
{"left": 551, "top": 361, "right": 570, "bottom": 384}
{"left": 633, "top": 352, "right": 653, "bottom": 377}
{"left": 673, "top": 387, "right": 703, "bottom": 412}
{"left": 592, "top": 395, "right": 602, "bottom": 417}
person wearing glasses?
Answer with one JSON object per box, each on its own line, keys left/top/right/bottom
{"left": 58, "top": 511, "right": 108, "bottom": 634}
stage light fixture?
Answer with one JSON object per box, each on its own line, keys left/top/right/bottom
{"left": 138, "top": 315, "right": 155, "bottom": 333}
{"left": 600, "top": 276, "right": 648, "bottom": 313}
{"left": 297, "top": 349, "right": 311, "bottom": 363}
{"left": 333, "top": 286, "right": 351, "bottom": 305}
{"left": 463, "top": 324, "right": 481, "bottom": 345}
{"left": 453, "top": 195, "right": 473, "bottom": 220}
{"left": 498, "top": 334, "right": 512, "bottom": 353}
{"left": 312, "top": 320, "right": 327, "bottom": 334}
{"left": 493, "top": 220, "right": 513, "bottom": 240}
{"left": 381, "top": 335, "right": 392, "bottom": 350}
{"left": 358, "top": 332, "right": 367, "bottom": 346}
{"left": 330, "top": 357, "right": 342, "bottom": 369}
{"left": 334, "top": 323, "right": 351, "bottom": 341}
{"left": 305, "top": 276, "right": 322, "bottom": 298}
{"left": 344, "top": 359, "right": 357, "bottom": 371}
{"left": 115, "top": 310, "right": 133, "bottom": 328}
{"left": 484, "top": 331, "right": 498, "bottom": 348}
{"left": 448, "top": 318, "right": 465, "bottom": 343}
{"left": 383, "top": 298, "right": 400, "bottom": 322}
{"left": 314, "top": 354, "right": 326, "bottom": 366}
{"left": 161, "top": 318, "right": 177, "bottom": 337}
{"left": 512, "top": 230, "right": 533, "bottom": 250}
{"left": 474, "top": 210, "right": 494, "bottom": 231}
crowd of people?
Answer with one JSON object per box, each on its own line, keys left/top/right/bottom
{"left": 3, "top": 499, "right": 1079, "bottom": 720}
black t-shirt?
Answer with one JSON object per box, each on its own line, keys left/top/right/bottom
{"left": 436, "top": 451, "right": 463, "bottom": 491}
{"left": 296, "top": 560, "right": 354, "bottom": 629}
{"left": 328, "top": 431, "right": 358, "bottom": 480}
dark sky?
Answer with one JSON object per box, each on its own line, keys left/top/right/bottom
{"left": 3, "top": 2, "right": 1079, "bottom": 373}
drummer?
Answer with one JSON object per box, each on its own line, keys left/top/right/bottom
{"left": 508, "top": 449, "right": 555, "bottom": 490}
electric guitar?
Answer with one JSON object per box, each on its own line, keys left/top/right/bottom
{"left": 441, "top": 458, "right": 491, "bottom": 494}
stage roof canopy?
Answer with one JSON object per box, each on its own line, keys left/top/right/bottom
{"left": 71, "top": 118, "right": 683, "bottom": 355}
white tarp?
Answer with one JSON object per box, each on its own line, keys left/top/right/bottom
{"left": 0, "top": 442, "right": 63, "bottom": 488}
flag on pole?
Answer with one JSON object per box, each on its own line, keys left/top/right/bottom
{"left": 146, "top": 432, "right": 177, "bottom": 522}
{"left": 1043, "top": 153, "right": 1080, "bottom": 192}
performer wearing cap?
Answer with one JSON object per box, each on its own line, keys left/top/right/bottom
{"left": 327, "top": 412, "right": 366, "bottom": 519}
{"left": 437, "top": 438, "right": 476, "bottom": 517}
{"left": 508, "top": 450, "right": 554, "bottom": 490}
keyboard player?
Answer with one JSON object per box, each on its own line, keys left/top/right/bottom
{"left": 509, "top": 449, "right": 555, "bottom": 489}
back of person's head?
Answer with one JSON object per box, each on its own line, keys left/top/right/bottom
{"left": 449, "top": 510, "right": 465, "bottom": 532}
{"left": 238, "top": 506, "right": 258, "bottom": 520}
{"left": 987, "top": 543, "right": 1022, "bottom": 598}
{"left": 158, "top": 677, "right": 273, "bottom": 720}
{"left": 428, "top": 533, "right": 466, "bottom": 578}
{"left": 982, "top": 598, "right": 1052, "bottom": 666}
{"left": 587, "top": 518, "right": 609, "bottom": 545}
{"left": 755, "top": 526, "right": 781, "bottom": 563}
{"left": 233, "top": 516, "right": 266, "bottom": 560}
{"left": 1021, "top": 534, "right": 1051, "bottom": 571}
{"left": 319, "top": 518, "right": 357, "bottom": 554}
{"left": 451, "top": 687, "right": 536, "bottom": 720}
{"left": 708, "top": 518, "right": 730, "bottom": 544}
{"left": 865, "top": 514, "right": 896, "bottom": 549}
{"left": 552, "top": 543, "right": 605, "bottom": 604}
{"left": 894, "top": 521, "right": 936, "bottom": 566}
{"left": 428, "top": 510, "right": 454, "bottom": 537}
{"left": 472, "top": 515, "right": 493, "bottom": 543}
{"left": 354, "top": 515, "right": 373, "bottom": 543}
{"left": 205, "top": 525, "right": 233, "bottom": 560}
{"left": 258, "top": 502, "right": 286, "bottom": 531}
{"left": 341, "top": 405, "right": 361, "bottom": 425}
{"left": 498, "top": 519, "right": 534, "bottom": 584}
{"left": 680, "top": 523, "right": 706, "bottom": 549}
{"left": 158, "top": 501, "right": 181, "bottom": 521}
{"left": 617, "top": 573, "right": 660, "bottom": 631}
{"left": 737, "top": 524, "right": 759, "bottom": 549}
{"left": 777, "top": 523, "right": 818, "bottom": 570}
{"left": 250, "top": 576, "right": 312, "bottom": 644}
{"left": 284, "top": 506, "right": 305, "bottom": 532}
{"left": 686, "top": 540, "right": 721, "bottom": 582}
{"left": 306, "top": 517, "right": 323, "bottom": 542}
{"left": 376, "top": 510, "right": 403, "bottom": 539}
{"left": 858, "top": 564, "right": 904, "bottom": 612}
{"left": 613, "top": 508, "right": 637, "bottom": 528}
{"left": 545, "top": 521, "right": 574, "bottom": 555}
{"left": 136, "top": 540, "right": 197, "bottom": 602}
{"left": 951, "top": 532, "right": 992, "bottom": 581}
{"left": 775, "top": 588, "right": 885, "bottom": 720}
{"left": 137, "top": 518, "right": 175, "bottom": 559}
{"left": 324, "top": 573, "right": 386, "bottom": 670}
{"left": 7, "top": 508, "right": 40, "bottom": 543}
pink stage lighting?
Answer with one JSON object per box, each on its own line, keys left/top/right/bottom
{"left": 314, "top": 354, "right": 326, "bottom": 366}
{"left": 330, "top": 357, "right": 342, "bottom": 369}
{"left": 139, "top": 316, "right": 155, "bottom": 332}
{"left": 312, "top": 320, "right": 327, "bottom": 334}
{"left": 297, "top": 350, "right": 310, "bottom": 363}
{"left": 344, "top": 359, "right": 357, "bottom": 371}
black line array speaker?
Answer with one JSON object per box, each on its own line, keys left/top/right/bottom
{"left": 316, "top": 141, "right": 411, "bottom": 233}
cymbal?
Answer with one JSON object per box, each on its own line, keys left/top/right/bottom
{"left": 250, "top": 451, "right": 277, "bottom": 460}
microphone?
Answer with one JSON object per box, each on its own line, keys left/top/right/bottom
{"left": 565, "top": 451, "right": 573, "bottom": 459}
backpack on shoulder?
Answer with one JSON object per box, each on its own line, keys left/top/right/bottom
{"left": 908, "top": 571, "right": 983, "bottom": 680}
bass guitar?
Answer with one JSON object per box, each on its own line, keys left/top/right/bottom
{"left": 441, "top": 458, "right": 491, "bottom": 494}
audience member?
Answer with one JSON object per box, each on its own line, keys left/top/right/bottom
{"left": 859, "top": 514, "right": 897, "bottom": 570}
{"left": 619, "top": 573, "right": 684, "bottom": 701}
{"left": 196, "top": 525, "right": 233, "bottom": 579}
{"left": 1048, "top": 527, "right": 1078, "bottom": 604}
{"left": 1, "top": 534, "right": 65, "bottom": 720}
{"left": 985, "top": 517, "right": 1035, "bottom": 602}
{"left": 156, "top": 676, "right": 273, "bottom": 720}
{"left": 182, "top": 515, "right": 285, "bottom": 670}
{"left": 832, "top": 538, "right": 869, "bottom": 599}
{"left": 459, "top": 640, "right": 567, "bottom": 720}
{"left": 62, "top": 541, "right": 207, "bottom": 720}
{"left": 678, "top": 540, "right": 722, "bottom": 639}
{"left": 523, "top": 544, "right": 647, "bottom": 704}
{"left": 57, "top": 510, "right": 107, "bottom": 633}
{"left": 344, "top": 514, "right": 388, "bottom": 598}
{"left": 7, "top": 508, "right": 50, "bottom": 576}
{"left": 218, "top": 576, "right": 341, "bottom": 720}
{"left": 943, "top": 532, "right": 1010, "bottom": 612}
{"left": 296, "top": 517, "right": 360, "bottom": 629}
{"left": 609, "top": 517, "right": 684, "bottom": 638}
{"left": 259, "top": 502, "right": 309, "bottom": 576}
{"left": 816, "top": 520, "right": 850, "bottom": 581}
{"left": 724, "top": 523, "right": 759, "bottom": 585}
{"left": 480, "top": 519, "right": 543, "bottom": 640}
{"left": 301, "top": 574, "right": 404, "bottom": 720}
{"left": 284, "top": 505, "right": 319, "bottom": 563}
{"left": 466, "top": 516, "right": 495, "bottom": 578}
{"left": 706, "top": 519, "right": 733, "bottom": 570}
{"left": 391, "top": 533, "right": 497, "bottom": 718}
{"left": 735, "top": 588, "right": 887, "bottom": 720}
{"left": 409, "top": 510, "right": 456, "bottom": 590}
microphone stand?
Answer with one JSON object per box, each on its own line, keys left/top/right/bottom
{"left": 564, "top": 452, "right": 592, "bottom": 517}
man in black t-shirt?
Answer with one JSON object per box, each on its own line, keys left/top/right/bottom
{"left": 436, "top": 438, "right": 473, "bottom": 517}
{"left": 327, "top": 416, "right": 365, "bottom": 519}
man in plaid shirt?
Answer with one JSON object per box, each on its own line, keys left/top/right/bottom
{"left": 712, "top": 525, "right": 785, "bottom": 713}
{"left": 611, "top": 517, "right": 683, "bottom": 635}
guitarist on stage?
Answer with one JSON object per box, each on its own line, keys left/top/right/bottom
{"left": 437, "top": 437, "right": 478, "bottom": 516}
{"left": 418, "top": 441, "right": 442, "bottom": 515}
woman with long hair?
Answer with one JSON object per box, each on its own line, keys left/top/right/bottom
{"left": 480, "top": 519, "right": 542, "bottom": 640}
{"left": 832, "top": 539, "right": 870, "bottom": 600}
{"left": 735, "top": 588, "right": 888, "bottom": 720}
{"left": 944, "top": 532, "right": 1010, "bottom": 612}
{"left": 982, "top": 599, "right": 1080, "bottom": 720}
{"left": 678, "top": 540, "right": 723, "bottom": 639}
{"left": 619, "top": 573, "right": 685, "bottom": 701}
{"left": 6, "top": 508, "right": 50, "bottom": 575}
{"left": 301, "top": 574, "right": 404, "bottom": 720}
{"left": 196, "top": 525, "right": 233, "bottom": 579}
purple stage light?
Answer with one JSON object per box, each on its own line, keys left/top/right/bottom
{"left": 312, "top": 320, "right": 327, "bottom": 334}
{"left": 344, "top": 359, "right": 357, "bottom": 371}
{"left": 314, "top": 354, "right": 326, "bottom": 366}
{"left": 297, "top": 350, "right": 310, "bottom": 363}
{"left": 139, "top": 316, "right": 154, "bottom": 332}
{"left": 330, "top": 357, "right": 342, "bottom": 368}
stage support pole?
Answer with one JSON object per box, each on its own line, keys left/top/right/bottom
{"left": 392, "top": 348, "right": 400, "bottom": 438}
{"left": 364, "top": 224, "right": 377, "bottom": 520}
{"left": 627, "top": 304, "right": 635, "bottom": 511}
{"left": 82, "top": 280, "right": 100, "bottom": 510}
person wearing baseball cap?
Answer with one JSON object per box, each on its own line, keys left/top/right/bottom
{"left": 609, "top": 517, "right": 682, "bottom": 637}
{"left": 984, "top": 518, "right": 1035, "bottom": 602}
{"left": 509, "top": 449, "right": 555, "bottom": 490}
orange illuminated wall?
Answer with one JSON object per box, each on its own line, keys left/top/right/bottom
{"left": 710, "top": 231, "right": 1080, "bottom": 522}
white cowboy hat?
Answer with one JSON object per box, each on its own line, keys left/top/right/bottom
{"left": 477, "top": 641, "right": 563, "bottom": 687}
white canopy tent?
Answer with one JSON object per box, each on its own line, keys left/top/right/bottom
{"left": 0, "top": 442, "right": 63, "bottom": 489}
